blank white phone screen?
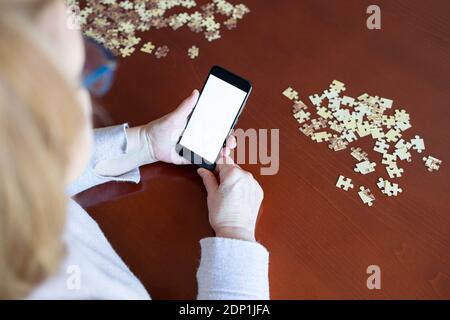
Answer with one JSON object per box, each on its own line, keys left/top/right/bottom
{"left": 179, "top": 74, "right": 247, "bottom": 163}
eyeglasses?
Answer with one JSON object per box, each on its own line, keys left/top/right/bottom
{"left": 81, "top": 37, "right": 117, "bottom": 97}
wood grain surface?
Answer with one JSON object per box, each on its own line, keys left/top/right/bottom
{"left": 76, "top": 0, "right": 450, "bottom": 299}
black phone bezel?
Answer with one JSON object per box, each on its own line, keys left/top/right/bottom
{"left": 176, "top": 65, "right": 252, "bottom": 170}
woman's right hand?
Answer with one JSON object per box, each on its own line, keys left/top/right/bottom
{"left": 197, "top": 155, "right": 264, "bottom": 242}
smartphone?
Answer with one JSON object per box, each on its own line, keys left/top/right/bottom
{"left": 176, "top": 66, "right": 252, "bottom": 170}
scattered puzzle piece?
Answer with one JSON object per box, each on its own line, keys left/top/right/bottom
{"left": 377, "top": 178, "right": 403, "bottom": 196}
{"left": 336, "top": 175, "right": 354, "bottom": 191}
{"left": 350, "top": 147, "right": 369, "bottom": 161}
{"left": 155, "top": 45, "right": 170, "bottom": 58}
{"left": 358, "top": 186, "right": 375, "bottom": 206}
{"left": 328, "top": 135, "right": 348, "bottom": 151}
{"left": 299, "top": 123, "right": 314, "bottom": 136}
{"left": 140, "top": 41, "right": 155, "bottom": 54}
{"left": 386, "top": 164, "right": 404, "bottom": 179}
{"left": 283, "top": 87, "right": 299, "bottom": 101}
{"left": 317, "top": 107, "right": 333, "bottom": 119}
{"left": 423, "top": 155, "right": 442, "bottom": 172}
{"left": 293, "top": 100, "right": 308, "bottom": 112}
{"left": 311, "top": 117, "right": 328, "bottom": 130}
{"left": 311, "top": 131, "right": 332, "bottom": 143}
{"left": 293, "top": 110, "right": 311, "bottom": 124}
{"left": 410, "top": 135, "right": 425, "bottom": 153}
{"left": 374, "top": 138, "right": 389, "bottom": 154}
{"left": 381, "top": 153, "right": 397, "bottom": 167}
{"left": 394, "top": 139, "right": 412, "bottom": 162}
{"left": 309, "top": 94, "right": 323, "bottom": 107}
{"left": 354, "top": 160, "right": 376, "bottom": 175}
{"left": 385, "top": 128, "right": 401, "bottom": 143}
{"left": 187, "top": 45, "right": 199, "bottom": 59}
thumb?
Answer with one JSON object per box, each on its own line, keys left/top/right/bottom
{"left": 197, "top": 168, "right": 218, "bottom": 194}
{"left": 174, "top": 89, "right": 199, "bottom": 119}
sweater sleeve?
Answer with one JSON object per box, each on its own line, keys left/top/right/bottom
{"left": 196, "top": 237, "right": 270, "bottom": 300}
{"left": 67, "top": 124, "right": 141, "bottom": 197}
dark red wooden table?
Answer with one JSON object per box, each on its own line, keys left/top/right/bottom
{"left": 76, "top": 0, "right": 450, "bottom": 299}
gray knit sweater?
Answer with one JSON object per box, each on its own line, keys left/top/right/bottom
{"left": 28, "top": 124, "right": 269, "bottom": 299}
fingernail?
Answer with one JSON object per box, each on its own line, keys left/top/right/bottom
{"left": 197, "top": 168, "right": 204, "bottom": 176}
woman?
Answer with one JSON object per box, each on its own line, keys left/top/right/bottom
{"left": 0, "top": 0, "right": 269, "bottom": 299}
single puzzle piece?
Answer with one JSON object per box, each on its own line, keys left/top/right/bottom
{"left": 317, "top": 107, "right": 333, "bottom": 119}
{"left": 381, "top": 153, "right": 397, "bottom": 167}
{"left": 336, "top": 175, "right": 354, "bottom": 191}
{"left": 377, "top": 178, "right": 403, "bottom": 196}
{"left": 379, "top": 98, "right": 393, "bottom": 109}
{"left": 384, "top": 181, "right": 403, "bottom": 196}
{"left": 394, "top": 147, "right": 412, "bottom": 162}
{"left": 328, "top": 120, "right": 344, "bottom": 133}
{"left": 311, "top": 131, "right": 332, "bottom": 143}
{"left": 385, "top": 129, "right": 401, "bottom": 143}
{"left": 341, "top": 96, "right": 355, "bottom": 107}
{"left": 155, "top": 45, "right": 169, "bottom": 58}
{"left": 299, "top": 123, "right": 315, "bottom": 137}
{"left": 382, "top": 115, "right": 396, "bottom": 129}
{"left": 394, "top": 139, "right": 412, "bottom": 162}
{"left": 350, "top": 147, "right": 369, "bottom": 161}
{"left": 283, "top": 87, "right": 299, "bottom": 101}
{"left": 356, "top": 121, "right": 371, "bottom": 137}
{"left": 323, "top": 89, "right": 339, "bottom": 100}
{"left": 394, "top": 109, "right": 410, "bottom": 123}
{"left": 410, "top": 135, "right": 425, "bottom": 153}
{"left": 395, "top": 120, "right": 412, "bottom": 132}
{"left": 311, "top": 117, "right": 328, "bottom": 130}
{"left": 376, "top": 177, "right": 387, "bottom": 190}
{"left": 374, "top": 138, "right": 389, "bottom": 154}
{"left": 292, "top": 100, "right": 308, "bottom": 112}
{"left": 395, "top": 139, "right": 412, "bottom": 150}
{"left": 293, "top": 110, "right": 311, "bottom": 124}
{"left": 342, "top": 130, "right": 358, "bottom": 143}
{"left": 422, "top": 155, "right": 442, "bottom": 172}
{"left": 187, "top": 45, "right": 199, "bottom": 59}
{"left": 358, "top": 186, "right": 375, "bottom": 206}
{"left": 329, "top": 80, "right": 346, "bottom": 93}
{"left": 342, "top": 118, "right": 358, "bottom": 131}
{"left": 309, "top": 94, "right": 323, "bottom": 107}
{"left": 120, "top": 46, "right": 135, "bottom": 58}
{"left": 328, "top": 97, "right": 341, "bottom": 110}
{"left": 328, "top": 135, "right": 348, "bottom": 151}
{"left": 140, "top": 41, "right": 155, "bottom": 54}
{"left": 370, "top": 126, "right": 384, "bottom": 139}
{"left": 354, "top": 160, "right": 376, "bottom": 175}
{"left": 354, "top": 102, "right": 371, "bottom": 119}
{"left": 386, "top": 164, "right": 404, "bottom": 178}
{"left": 333, "top": 108, "right": 351, "bottom": 122}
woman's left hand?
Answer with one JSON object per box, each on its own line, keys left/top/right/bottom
{"left": 143, "top": 89, "right": 236, "bottom": 165}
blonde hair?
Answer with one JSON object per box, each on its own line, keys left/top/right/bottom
{"left": 0, "top": 0, "right": 84, "bottom": 298}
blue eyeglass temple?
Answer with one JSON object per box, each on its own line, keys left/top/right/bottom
{"left": 82, "top": 63, "right": 115, "bottom": 90}
{"left": 81, "top": 38, "right": 118, "bottom": 96}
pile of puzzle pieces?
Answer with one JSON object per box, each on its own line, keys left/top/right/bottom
{"left": 283, "top": 81, "right": 442, "bottom": 207}
{"left": 67, "top": 0, "right": 250, "bottom": 59}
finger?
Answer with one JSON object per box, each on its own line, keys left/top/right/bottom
{"left": 225, "top": 135, "right": 237, "bottom": 149}
{"left": 197, "top": 168, "right": 218, "bottom": 194}
{"left": 174, "top": 89, "right": 199, "bottom": 119}
{"left": 220, "top": 146, "right": 231, "bottom": 157}
{"left": 215, "top": 154, "right": 238, "bottom": 172}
